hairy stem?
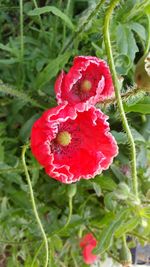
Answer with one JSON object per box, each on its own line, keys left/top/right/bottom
{"left": 0, "top": 81, "right": 46, "bottom": 110}
{"left": 103, "top": 0, "right": 139, "bottom": 199}
{"left": 22, "top": 144, "right": 49, "bottom": 267}
{"left": 96, "top": 86, "right": 143, "bottom": 106}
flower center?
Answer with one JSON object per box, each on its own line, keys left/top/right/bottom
{"left": 80, "top": 80, "right": 92, "bottom": 92}
{"left": 56, "top": 131, "right": 72, "bottom": 146}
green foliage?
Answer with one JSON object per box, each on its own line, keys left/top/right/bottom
{"left": 0, "top": 0, "right": 150, "bottom": 266}
{"left": 28, "top": 6, "right": 75, "bottom": 30}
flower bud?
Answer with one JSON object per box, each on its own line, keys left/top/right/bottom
{"left": 119, "top": 243, "right": 132, "bottom": 267}
{"left": 67, "top": 184, "right": 77, "bottom": 198}
{"left": 134, "top": 52, "right": 150, "bottom": 91}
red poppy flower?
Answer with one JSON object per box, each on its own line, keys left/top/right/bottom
{"left": 80, "top": 233, "right": 98, "bottom": 264}
{"left": 30, "top": 102, "right": 118, "bottom": 184}
{"left": 55, "top": 56, "right": 114, "bottom": 106}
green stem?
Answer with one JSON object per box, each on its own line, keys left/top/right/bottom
{"left": 96, "top": 86, "right": 143, "bottom": 106}
{"left": 19, "top": 0, "right": 25, "bottom": 89}
{"left": 0, "top": 81, "right": 47, "bottom": 110}
{"left": 22, "top": 144, "right": 49, "bottom": 267}
{"left": 122, "top": 234, "right": 126, "bottom": 247}
{"left": 71, "top": 250, "right": 78, "bottom": 267}
{"left": 61, "top": 0, "right": 105, "bottom": 53}
{"left": 144, "top": 14, "right": 150, "bottom": 56}
{"left": 62, "top": 0, "right": 71, "bottom": 47}
{"left": 131, "top": 231, "right": 150, "bottom": 242}
{"left": 31, "top": 241, "right": 44, "bottom": 267}
{"left": 32, "top": 0, "right": 48, "bottom": 44}
{"left": 51, "top": 196, "right": 73, "bottom": 236}
{"left": 65, "top": 196, "right": 73, "bottom": 229}
{"left": 103, "top": 0, "right": 139, "bottom": 200}
{"left": 19, "top": 0, "right": 24, "bottom": 61}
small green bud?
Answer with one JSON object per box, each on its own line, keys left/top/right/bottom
{"left": 119, "top": 243, "right": 132, "bottom": 267}
{"left": 135, "top": 52, "right": 150, "bottom": 91}
{"left": 67, "top": 184, "right": 77, "bottom": 198}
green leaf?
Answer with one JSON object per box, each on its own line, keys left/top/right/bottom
{"left": 115, "top": 217, "right": 139, "bottom": 237}
{"left": 35, "top": 52, "right": 71, "bottom": 89}
{"left": 104, "top": 193, "right": 117, "bottom": 211}
{"left": 140, "top": 207, "right": 150, "bottom": 219}
{"left": 28, "top": 6, "right": 74, "bottom": 30}
{"left": 117, "top": 24, "right": 138, "bottom": 62}
{"left": 94, "top": 209, "right": 130, "bottom": 254}
{"left": 144, "top": 4, "right": 150, "bottom": 14}
{"left": 0, "top": 140, "right": 4, "bottom": 161}
{"left": 90, "top": 212, "right": 115, "bottom": 228}
{"left": 111, "top": 130, "right": 127, "bottom": 144}
{"left": 0, "top": 58, "right": 20, "bottom": 64}
{"left": 0, "top": 43, "right": 14, "bottom": 53}
{"left": 94, "top": 175, "right": 117, "bottom": 191}
{"left": 115, "top": 54, "right": 131, "bottom": 75}
{"left": 111, "top": 165, "right": 127, "bottom": 181}
{"left": 130, "top": 127, "right": 145, "bottom": 143}
{"left": 19, "top": 114, "right": 40, "bottom": 142}
{"left": 114, "top": 182, "right": 130, "bottom": 200}
{"left": 51, "top": 235, "right": 63, "bottom": 251}
{"left": 130, "top": 22, "right": 146, "bottom": 40}
{"left": 92, "top": 182, "right": 101, "bottom": 197}
{"left": 124, "top": 96, "right": 150, "bottom": 114}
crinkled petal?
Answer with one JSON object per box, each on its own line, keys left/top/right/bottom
{"left": 30, "top": 103, "right": 118, "bottom": 184}
{"left": 54, "top": 56, "right": 114, "bottom": 106}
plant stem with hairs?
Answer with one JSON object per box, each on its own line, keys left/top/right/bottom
{"left": 103, "top": 0, "right": 139, "bottom": 200}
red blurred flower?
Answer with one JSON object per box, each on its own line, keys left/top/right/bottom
{"left": 80, "top": 233, "right": 98, "bottom": 264}
{"left": 55, "top": 56, "right": 114, "bottom": 106}
{"left": 31, "top": 102, "right": 118, "bottom": 184}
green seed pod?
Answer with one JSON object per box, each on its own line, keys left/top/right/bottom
{"left": 134, "top": 52, "right": 150, "bottom": 91}
{"left": 119, "top": 243, "right": 132, "bottom": 267}
{"left": 67, "top": 184, "right": 77, "bottom": 198}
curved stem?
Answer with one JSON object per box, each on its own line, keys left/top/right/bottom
{"left": 103, "top": 0, "right": 139, "bottom": 199}
{"left": 22, "top": 144, "right": 49, "bottom": 267}
{"left": 51, "top": 196, "right": 73, "bottom": 236}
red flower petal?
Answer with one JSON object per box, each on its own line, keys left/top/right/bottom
{"left": 82, "top": 245, "right": 98, "bottom": 264}
{"left": 31, "top": 103, "right": 118, "bottom": 184}
{"left": 54, "top": 56, "right": 114, "bottom": 106}
{"left": 80, "top": 233, "right": 97, "bottom": 248}
{"left": 80, "top": 233, "right": 98, "bottom": 265}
